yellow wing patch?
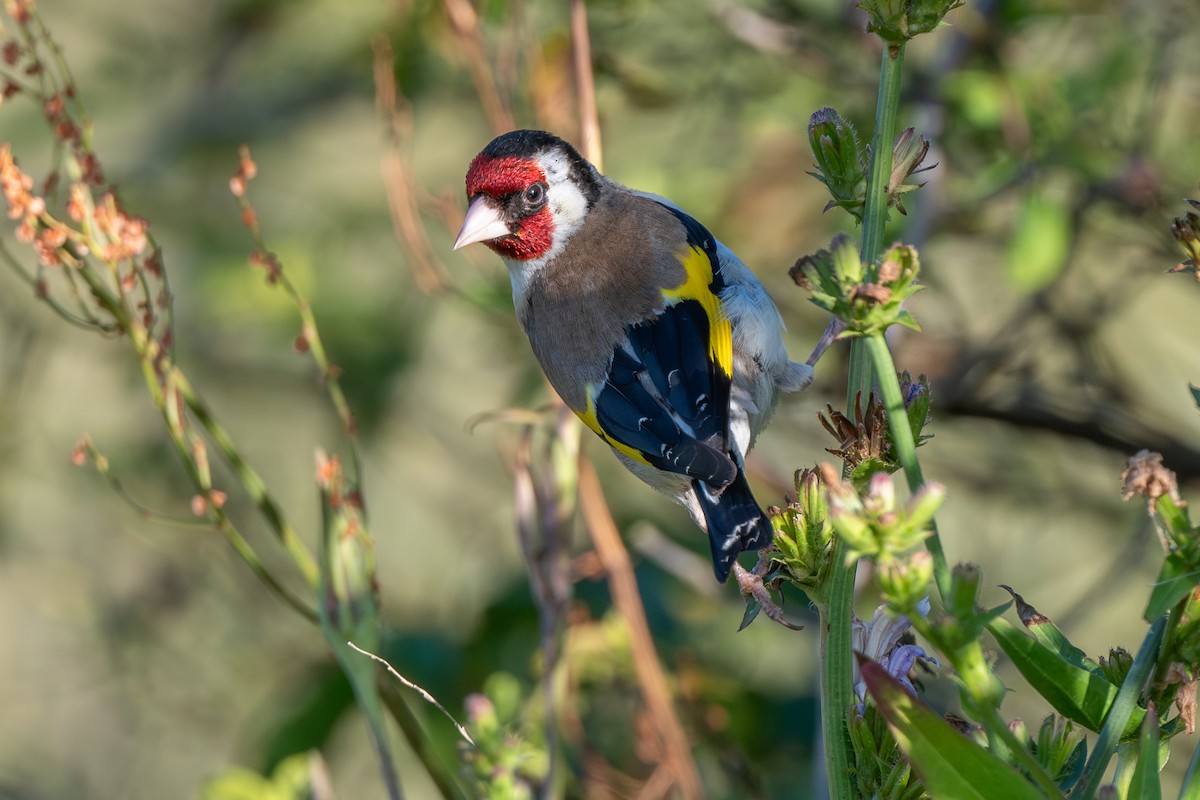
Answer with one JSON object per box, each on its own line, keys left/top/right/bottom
{"left": 576, "top": 390, "right": 654, "bottom": 467}
{"left": 661, "top": 245, "right": 733, "bottom": 379}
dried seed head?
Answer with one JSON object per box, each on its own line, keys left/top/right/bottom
{"left": 1120, "top": 450, "right": 1180, "bottom": 504}
{"left": 818, "top": 392, "right": 890, "bottom": 469}
{"left": 848, "top": 282, "right": 893, "bottom": 305}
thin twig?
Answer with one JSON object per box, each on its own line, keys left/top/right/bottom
{"left": 569, "top": 0, "right": 602, "bottom": 170}
{"left": 577, "top": 459, "right": 704, "bottom": 800}
{"left": 440, "top": 0, "right": 515, "bottom": 135}
{"left": 348, "top": 640, "right": 476, "bottom": 746}
{"left": 371, "top": 34, "right": 451, "bottom": 295}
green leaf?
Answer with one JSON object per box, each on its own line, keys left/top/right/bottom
{"left": 1177, "top": 723, "right": 1200, "bottom": 800}
{"left": 1077, "top": 617, "right": 1168, "bottom": 798}
{"left": 1155, "top": 492, "right": 1194, "bottom": 543}
{"left": 989, "top": 617, "right": 1143, "bottom": 734}
{"left": 861, "top": 658, "right": 1047, "bottom": 800}
{"left": 1190, "top": 384, "right": 1200, "bottom": 412}
{"left": 739, "top": 594, "right": 763, "bottom": 630}
{"left": 1144, "top": 550, "right": 1200, "bottom": 621}
{"left": 999, "top": 586, "right": 1104, "bottom": 677}
{"left": 1127, "top": 703, "right": 1163, "bottom": 800}
{"left": 1006, "top": 190, "right": 1070, "bottom": 291}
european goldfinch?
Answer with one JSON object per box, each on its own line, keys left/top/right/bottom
{"left": 454, "top": 130, "right": 812, "bottom": 582}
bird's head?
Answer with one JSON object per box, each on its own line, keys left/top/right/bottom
{"left": 453, "top": 130, "right": 600, "bottom": 263}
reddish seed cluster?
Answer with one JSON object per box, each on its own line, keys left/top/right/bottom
{"left": 229, "top": 144, "right": 257, "bottom": 198}
{"left": 190, "top": 491, "right": 228, "bottom": 517}
{"left": 0, "top": 143, "right": 65, "bottom": 265}
{"left": 6, "top": 0, "right": 32, "bottom": 25}
{"left": 1, "top": 143, "right": 40, "bottom": 221}
{"left": 249, "top": 249, "right": 283, "bottom": 284}
{"left": 93, "top": 192, "right": 148, "bottom": 262}
{"left": 66, "top": 183, "right": 86, "bottom": 221}
{"left": 316, "top": 451, "right": 341, "bottom": 490}
{"left": 32, "top": 89, "right": 105, "bottom": 185}
{"left": 69, "top": 438, "right": 89, "bottom": 467}
{"left": 43, "top": 94, "right": 78, "bottom": 145}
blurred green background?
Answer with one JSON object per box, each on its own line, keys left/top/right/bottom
{"left": 2, "top": 0, "right": 1200, "bottom": 797}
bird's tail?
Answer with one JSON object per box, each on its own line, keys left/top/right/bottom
{"left": 693, "top": 471, "right": 773, "bottom": 583}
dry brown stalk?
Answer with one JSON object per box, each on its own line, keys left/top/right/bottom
{"left": 569, "top": 0, "right": 603, "bottom": 170}
{"left": 371, "top": 34, "right": 451, "bottom": 295}
{"left": 577, "top": 459, "right": 705, "bottom": 800}
{"left": 440, "top": 0, "right": 516, "bottom": 135}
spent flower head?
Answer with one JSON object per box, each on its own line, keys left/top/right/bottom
{"left": 887, "top": 127, "right": 934, "bottom": 215}
{"left": 1121, "top": 450, "right": 1193, "bottom": 552}
{"left": 859, "top": 0, "right": 964, "bottom": 45}
{"left": 1121, "top": 449, "right": 1181, "bottom": 505}
{"left": 791, "top": 237, "right": 924, "bottom": 338}
{"left": 819, "top": 392, "right": 893, "bottom": 482}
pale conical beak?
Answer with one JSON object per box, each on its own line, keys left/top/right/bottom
{"left": 453, "top": 196, "right": 513, "bottom": 250}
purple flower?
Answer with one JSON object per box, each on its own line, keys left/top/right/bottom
{"left": 852, "top": 597, "right": 937, "bottom": 715}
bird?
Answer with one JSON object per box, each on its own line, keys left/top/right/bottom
{"left": 453, "top": 129, "right": 812, "bottom": 582}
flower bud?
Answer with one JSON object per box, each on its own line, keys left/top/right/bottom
{"left": 1099, "top": 647, "right": 1133, "bottom": 687}
{"left": 878, "top": 551, "right": 934, "bottom": 613}
{"left": 947, "top": 562, "right": 982, "bottom": 619}
{"left": 807, "top": 107, "right": 867, "bottom": 218}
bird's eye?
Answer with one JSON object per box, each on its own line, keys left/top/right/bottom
{"left": 523, "top": 182, "right": 546, "bottom": 207}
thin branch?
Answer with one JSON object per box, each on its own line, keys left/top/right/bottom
{"left": 441, "top": 0, "right": 515, "bottom": 135}
{"left": 348, "top": 641, "right": 475, "bottom": 746}
{"left": 569, "top": 0, "right": 602, "bottom": 170}
{"left": 577, "top": 458, "right": 704, "bottom": 800}
{"left": 371, "top": 34, "right": 451, "bottom": 295}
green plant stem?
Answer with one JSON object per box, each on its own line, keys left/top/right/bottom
{"left": 821, "top": 39, "right": 908, "bottom": 800}
{"left": 72, "top": 265, "right": 320, "bottom": 618}
{"left": 1077, "top": 616, "right": 1168, "bottom": 798}
{"left": 843, "top": 40, "right": 907, "bottom": 469}
{"left": 379, "top": 680, "right": 471, "bottom": 800}
{"left": 1178, "top": 727, "right": 1200, "bottom": 800}
{"left": 819, "top": 566, "right": 855, "bottom": 800}
{"left": 861, "top": 42, "right": 905, "bottom": 269}
{"left": 864, "top": 333, "right": 950, "bottom": 598}
{"left": 171, "top": 367, "right": 320, "bottom": 588}
{"left": 1152, "top": 598, "right": 1185, "bottom": 687}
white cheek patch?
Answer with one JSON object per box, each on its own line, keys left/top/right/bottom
{"left": 537, "top": 150, "right": 589, "bottom": 245}
{"left": 505, "top": 147, "right": 594, "bottom": 317}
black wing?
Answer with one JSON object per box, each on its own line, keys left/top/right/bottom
{"left": 589, "top": 205, "right": 735, "bottom": 485}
